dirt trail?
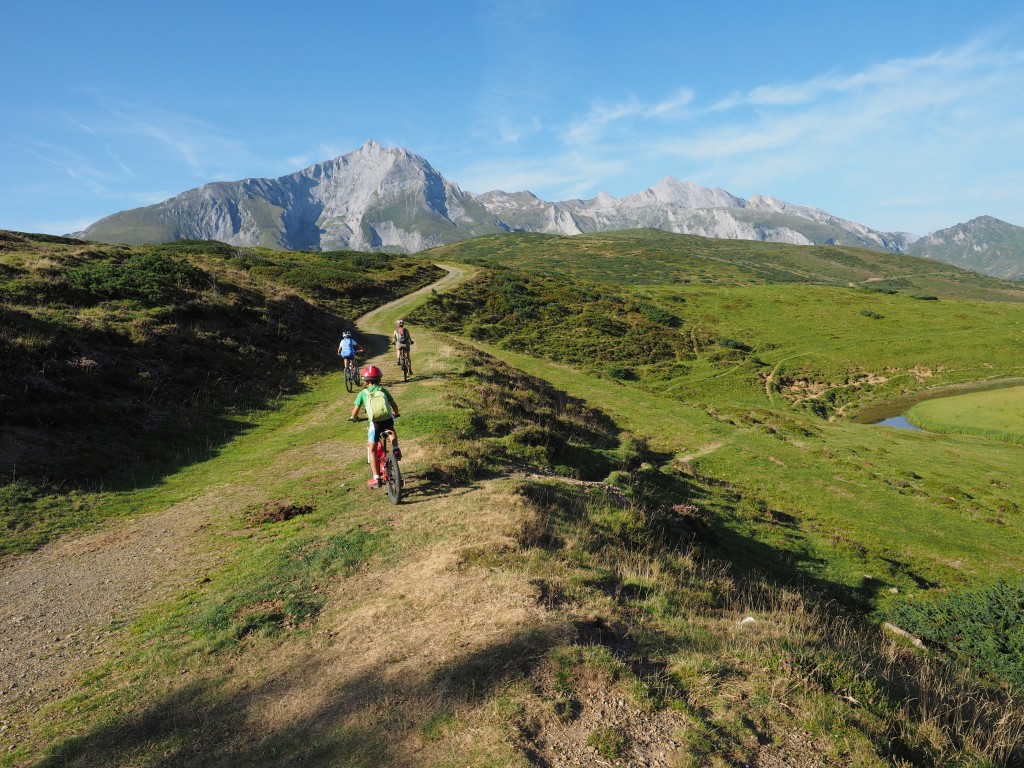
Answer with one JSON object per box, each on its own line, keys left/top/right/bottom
{"left": 0, "top": 266, "right": 468, "bottom": 737}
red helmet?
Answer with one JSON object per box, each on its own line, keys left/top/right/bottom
{"left": 360, "top": 364, "right": 382, "bottom": 383}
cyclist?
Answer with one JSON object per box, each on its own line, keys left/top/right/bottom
{"left": 349, "top": 364, "right": 402, "bottom": 488}
{"left": 392, "top": 319, "right": 413, "bottom": 369}
{"left": 338, "top": 331, "right": 364, "bottom": 376}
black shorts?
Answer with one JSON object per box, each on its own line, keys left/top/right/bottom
{"left": 368, "top": 418, "right": 395, "bottom": 443}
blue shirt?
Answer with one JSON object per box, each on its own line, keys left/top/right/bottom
{"left": 340, "top": 337, "right": 359, "bottom": 357}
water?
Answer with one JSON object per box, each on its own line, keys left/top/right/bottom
{"left": 875, "top": 415, "right": 923, "bottom": 431}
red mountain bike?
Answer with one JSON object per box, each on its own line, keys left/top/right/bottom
{"left": 350, "top": 417, "right": 403, "bottom": 504}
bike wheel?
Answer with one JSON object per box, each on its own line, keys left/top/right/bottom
{"left": 384, "top": 450, "right": 402, "bottom": 504}
{"left": 345, "top": 368, "right": 354, "bottom": 393}
{"left": 401, "top": 352, "right": 409, "bottom": 382}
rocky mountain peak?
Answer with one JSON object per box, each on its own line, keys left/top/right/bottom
{"left": 69, "top": 140, "right": 1023, "bottom": 280}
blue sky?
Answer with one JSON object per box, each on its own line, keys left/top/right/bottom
{"left": 3, "top": 0, "right": 1023, "bottom": 237}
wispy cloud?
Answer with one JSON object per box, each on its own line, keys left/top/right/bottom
{"left": 466, "top": 32, "right": 1024, "bottom": 230}
{"left": 471, "top": 0, "right": 570, "bottom": 145}
{"left": 14, "top": 141, "right": 111, "bottom": 194}
{"left": 564, "top": 88, "right": 695, "bottom": 145}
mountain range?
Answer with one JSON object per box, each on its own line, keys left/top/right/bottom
{"left": 72, "top": 140, "right": 1024, "bottom": 281}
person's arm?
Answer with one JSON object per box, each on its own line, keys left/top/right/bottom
{"left": 385, "top": 390, "right": 400, "bottom": 418}
{"left": 350, "top": 391, "right": 363, "bottom": 419}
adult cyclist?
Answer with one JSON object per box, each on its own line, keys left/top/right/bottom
{"left": 337, "top": 331, "right": 364, "bottom": 376}
{"left": 349, "top": 365, "right": 402, "bottom": 488}
{"left": 393, "top": 319, "right": 413, "bottom": 369}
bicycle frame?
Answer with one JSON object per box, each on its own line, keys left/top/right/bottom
{"left": 374, "top": 427, "right": 402, "bottom": 504}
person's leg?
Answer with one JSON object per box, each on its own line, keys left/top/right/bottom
{"left": 367, "top": 424, "right": 381, "bottom": 486}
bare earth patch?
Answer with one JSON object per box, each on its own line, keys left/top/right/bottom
{"left": 0, "top": 492, "right": 224, "bottom": 735}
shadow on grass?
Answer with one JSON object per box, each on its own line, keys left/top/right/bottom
{"left": 36, "top": 625, "right": 566, "bottom": 768}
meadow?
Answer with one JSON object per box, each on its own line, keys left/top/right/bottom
{"left": 413, "top": 230, "right": 1024, "bottom": 690}
{"left": 10, "top": 296, "right": 1023, "bottom": 767}
{"left": 6, "top": 229, "right": 1024, "bottom": 766}
{"left": 908, "top": 385, "right": 1024, "bottom": 443}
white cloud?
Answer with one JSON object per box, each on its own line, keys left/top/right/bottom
{"left": 482, "top": 32, "right": 1024, "bottom": 230}
{"left": 564, "top": 88, "right": 695, "bottom": 145}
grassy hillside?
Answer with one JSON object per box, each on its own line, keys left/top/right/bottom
{"left": 411, "top": 258, "right": 1024, "bottom": 417}
{"left": 422, "top": 229, "right": 1024, "bottom": 300}
{"left": 6, "top": 229, "right": 1024, "bottom": 766}
{"left": 0, "top": 230, "right": 443, "bottom": 553}
{"left": 9, "top": 331, "right": 1022, "bottom": 767}
{"left": 411, "top": 231, "right": 1024, "bottom": 691}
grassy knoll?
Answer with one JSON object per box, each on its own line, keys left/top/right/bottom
{"left": 411, "top": 259, "right": 1024, "bottom": 416}
{"left": 0, "top": 230, "right": 442, "bottom": 554}
{"left": 908, "top": 385, "right": 1024, "bottom": 444}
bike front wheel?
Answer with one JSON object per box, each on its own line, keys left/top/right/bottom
{"left": 384, "top": 451, "right": 402, "bottom": 504}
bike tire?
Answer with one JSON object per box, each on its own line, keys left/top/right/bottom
{"left": 385, "top": 451, "right": 402, "bottom": 504}
{"left": 345, "top": 368, "right": 355, "bottom": 393}
{"left": 402, "top": 352, "right": 409, "bottom": 382}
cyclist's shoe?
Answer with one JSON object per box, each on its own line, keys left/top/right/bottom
{"left": 367, "top": 477, "right": 382, "bottom": 489}
{"left": 392, "top": 446, "right": 402, "bottom": 461}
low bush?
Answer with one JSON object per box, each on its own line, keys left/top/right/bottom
{"left": 887, "top": 579, "right": 1024, "bottom": 689}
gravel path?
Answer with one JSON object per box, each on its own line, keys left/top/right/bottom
{"left": 1, "top": 493, "right": 220, "bottom": 731}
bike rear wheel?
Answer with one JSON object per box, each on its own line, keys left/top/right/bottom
{"left": 384, "top": 450, "right": 402, "bottom": 504}
{"left": 401, "top": 351, "right": 410, "bottom": 381}
{"left": 344, "top": 366, "right": 355, "bottom": 393}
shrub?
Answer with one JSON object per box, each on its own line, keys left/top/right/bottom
{"left": 62, "top": 252, "right": 208, "bottom": 305}
{"left": 887, "top": 579, "right": 1024, "bottom": 689}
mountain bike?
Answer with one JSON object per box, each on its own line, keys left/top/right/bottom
{"left": 398, "top": 347, "right": 412, "bottom": 382}
{"left": 350, "top": 417, "right": 403, "bottom": 504}
{"left": 343, "top": 359, "right": 361, "bottom": 393}
{"left": 376, "top": 424, "right": 403, "bottom": 503}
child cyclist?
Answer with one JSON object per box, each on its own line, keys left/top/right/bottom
{"left": 392, "top": 319, "right": 413, "bottom": 369}
{"left": 349, "top": 364, "right": 402, "bottom": 488}
{"left": 337, "top": 330, "right": 364, "bottom": 375}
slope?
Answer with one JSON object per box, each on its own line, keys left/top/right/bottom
{"left": 907, "top": 215, "right": 1024, "bottom": 281}
{"left": 423, "top": 228, "right": 1024, "bottom": 300}
{"left": 0, "top": 231, "right": 443, "bottom": 554}
{"left": 5, "top": 257, "right": 1023, "bottom": 766}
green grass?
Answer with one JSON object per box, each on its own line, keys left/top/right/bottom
{"left": 908, "top": 385, "right": 1024, "bottom": 443}
{"left": 0, "top": 230, "right": 443, "bottom": 553}
{"left": 408, "top": 247, "right": 1024, "bottom": 691}
{"left": 10, "top": 286, "right": 1024, "bottom": 767}
{"left": 410, "top": 266, "right": 1024, "bottom": 419}
{"left": 421, "top": 229, "right": 1024, "bottom": 300}
{"left": 9, "top": 229, "right": 1024, "bottom": 765}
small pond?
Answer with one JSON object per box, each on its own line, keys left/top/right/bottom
{"left": 874, "top": 415, "right": 922, "bottom": 431}
{"left": 854, "top": 378, "right": 1024, "bottom": 429}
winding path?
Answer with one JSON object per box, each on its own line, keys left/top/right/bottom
{"left": 0, "top": 265, "right": 469, "bottom": 736}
